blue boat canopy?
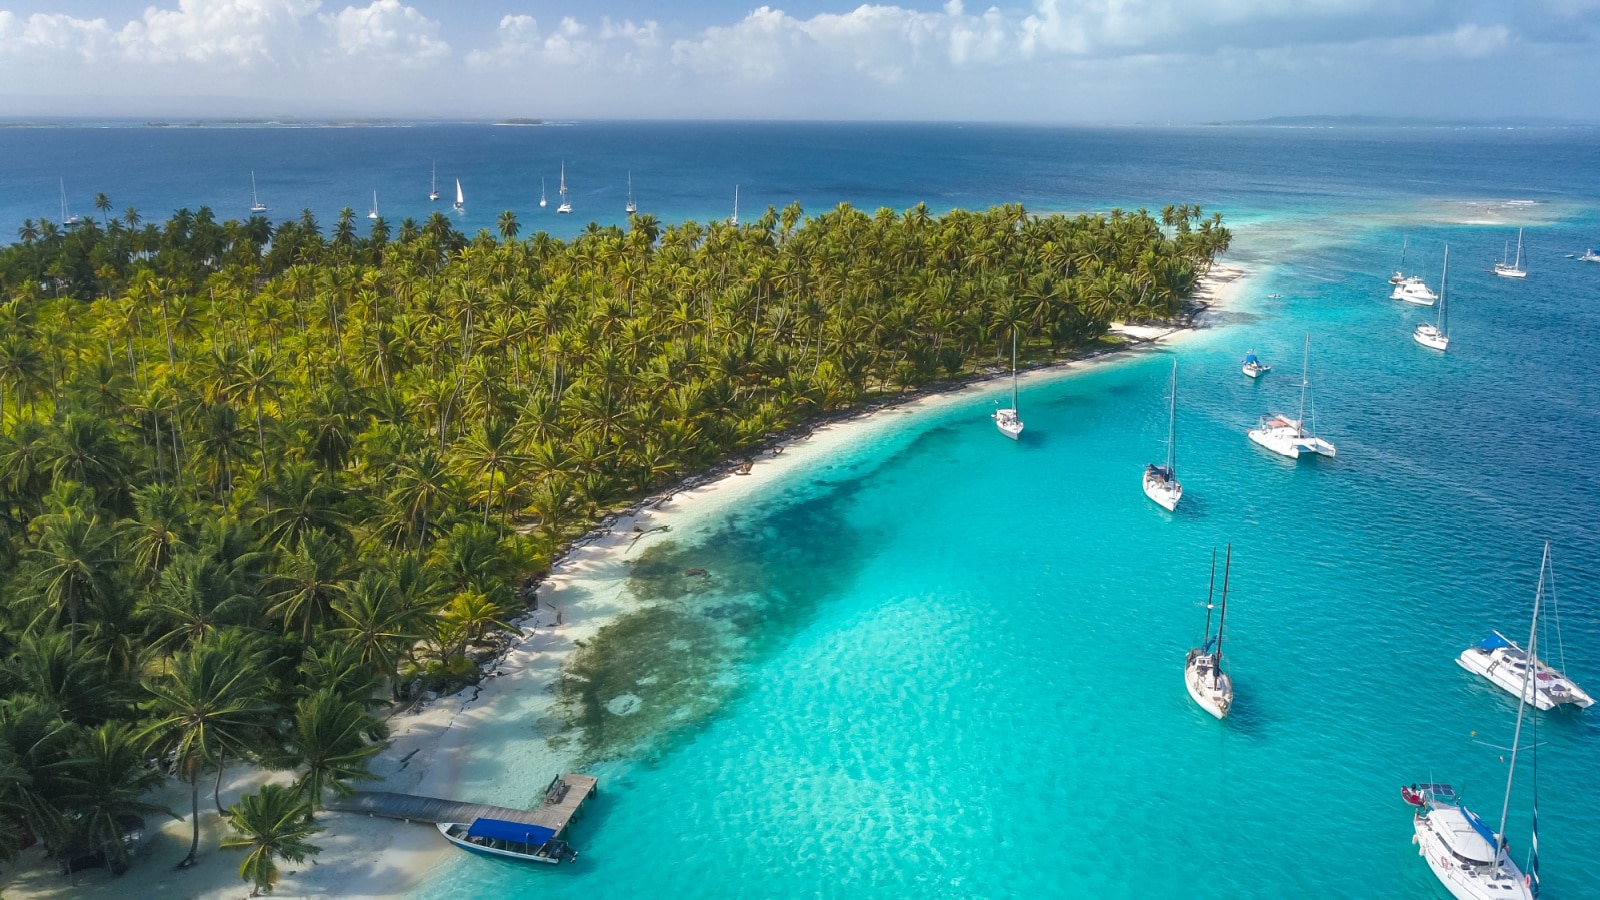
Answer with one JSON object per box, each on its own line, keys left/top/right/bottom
{"left": 1475, "top": 633, "right": 1511, "bottom": 652}
{"left": 1245, "top": 353, "right": 1259, "bottom": 364}
{"left": 1463, "top": 807, "right": 1500, "bottom": 850}
{"left": 467, "top": 818, "right": 557, "bottom": 846}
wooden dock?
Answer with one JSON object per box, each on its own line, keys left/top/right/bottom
{"left": 328, "top": 773, "right": 598, "bottom": 838}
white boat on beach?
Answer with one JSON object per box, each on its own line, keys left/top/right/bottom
{"left": 1242, "top": 350, "right": 1270, "bottom": 378}
{"left": 1415, "top": 245, "right": 1451, "bottom": 351}
{"left": 429, "top": 162, "right": 439, "bottom": 202}
{"left": 250, "top": 172, "right": 268, "bottom": 213}
{"left": 453, "top": 179, "right": 464, "bottom": 213}
{"left": 1457, "top": 544, "right": 1593, "bottom": 711}
{"left": 1493, "top": 228, "right": 1528, "bottom": 279}
{"left": 1414, "top": 544, "right": 1550, "bottom": 900}
{"left": 437, "top": 819, "right": 576, "bottom": 865}
{"left": 992, "top": 329, "right": 1024, "bottom": 440}
{"left": 367, "top": 191, "right": 379, "bottom": 220}
{"left": 557, "top": 162, "right": 572, "bottom": 214}
{"left": 1247, "top": 335, "right": 1335, "bottom": 459}
{"left": 1184, "top": 546, "right": 1233, "bottom": 719}
{"left": 1143, "top": 360, "right": 1182, "bottom": 511}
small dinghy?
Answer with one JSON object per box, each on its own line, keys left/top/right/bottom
{"left": 1402, "top": 783, "right": 1458, "bottom": 808}
{"left": 1242, "top": 350, "right": 1270, "bottom": 378}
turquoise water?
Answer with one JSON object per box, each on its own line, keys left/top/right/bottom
{"left": 9, "top": 124, "right": 1599, "bottom": 897}
{"left": 405, "top": 131, "right": 1600, "bottom": 898}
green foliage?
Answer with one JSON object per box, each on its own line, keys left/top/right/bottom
{"left": 0, "top": 198, "right": 1225, "bottom": 876}
{"left": 221, "top": 783, "right": 322, "bottom": 896}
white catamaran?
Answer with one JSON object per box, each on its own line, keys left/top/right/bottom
{"left": 250, "top": 172, "right": 268, "bottom": 214}
{"left": 429, "top": 162, "right": 439, "bottom": 202}
{"left": 556, "top": 163, "right": 572, "bottom": 214}
{"left": 1493, "top": 228, "right": 1528, "bottom": 279}
{"left": 453, "top": 179, "right": 464, "bottom": 213}
{"left": 1457, "top": 543, "right": 1593, "bottom": 710}
{"left": 1415, "top": 245, "right": 1451, "bottom": 351}
{"left": 1143, "top": 360, "right": 1182, "bottom": 511}
{"left": 1247, "top": 334, "right": 1335, "bottom": 459}
{"left": 1185, "top": 546, "right": 1233, "bottom": 719}
{"left": 992, "top": 329, "right": 1024, "bottom": 440}
{"left": 1413, "top": 546, "right": 1550, "bottom": 900}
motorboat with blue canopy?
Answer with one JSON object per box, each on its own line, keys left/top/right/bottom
{"left": 437, "top": 817, "right": 577, "bottom": 865}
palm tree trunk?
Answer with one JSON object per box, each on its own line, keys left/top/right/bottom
{"left": 214, "top": 751, "right": 229, "bottom": 816}
{"left": 179, "top": 771, "right": 200, "bottom": 867}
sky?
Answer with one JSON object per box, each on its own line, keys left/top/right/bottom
{"left": 0, "top": 0, "right": 1596, "bottom": 122}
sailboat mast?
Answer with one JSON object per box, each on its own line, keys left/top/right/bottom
{"left": 1202, "top": 548, "right": 1216, "bottom": 643}
{"left": 1167, "top": 359, "right": 1177, "bottom": 474}
{"left": 1400, "top": 236, "right": 1407, "bottom": 271}
{"left": 1215, "top": 544, "right": 1232, "bottom": 681}
{"left": 1297, "top": 334, "right": 1310, "bottom": 437}
{"left": 1496, "top": 541, "right": 1547, "bottom": 859}
{"left": 1439, "top": 246, "right": 1448, "bottom": 334}
{"left": 1515, "top": 228, "right": 1523, "bottom": 269}
{"left": 1011, "top": 329, "right": 1019, "bottom": 410}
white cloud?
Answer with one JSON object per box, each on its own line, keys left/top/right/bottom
{"left": 118, "top": 0, "right": 320, "bottom": 67}
{"left": 322, "top": 0, "right": 449, "bottom": 66}
{"left": 466, "top": 13, "right": 658, "bottom": 69}
{"left": 0, "top": 11, "right": 114, "bottom": 62}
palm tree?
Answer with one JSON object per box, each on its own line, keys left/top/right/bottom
{"left": 93, "top": 193, "right": 113, "bottom": 226}
{"left": 139, "top": 634, "right": 276, "bottom": 868}
{"left": 330, "top": 570, "right": 424, "bottom": 698}
{"left": 26, "top": 497, "right": 118, "bottom": 650}
{"left": 271, "top": 689, "right": 383, "bottom": 812}
{"left": 55, "top": 722, "right": 173, "bottom": 874}
{"left": 220, "top": 783, "right": 322, "bottom": 896}
{"left": 267, "top": 532, "right": 358, "bottom": 641}
{"left": 497, "top": 210, "right": 519, "bottom": 242}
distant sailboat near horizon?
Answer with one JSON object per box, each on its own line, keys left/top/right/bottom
{"left": 1143, "top": 359, "right": 1182, "bottom": 511}
{"left": 731, "top": 184, "right": 739, "bottom": 226}
{"left": 625, "top": 171, "right": 637, "bottom": 215}
{"left": 992, "top": 329, "right": 1024, "bottom": 440}
{"left": 367, "top": 191, "right": 379, "bottom": 220}
{"left": 539, "top": 178, "right": 547, "bottom": 208}
{"left": 59, "top": 179, "right": 79, "bottom": 226}
{"left": 250, "top": 172, "right": 268, "bottom": 214}
{"left": 429, "top": 162, "right": 439, "bottom": 202}
{"left": 1185, "top": 546, "right": 1233, "bottom": 719}
{"left": 1414, "top": 245, "right": 1450, "bottom": 351}
{"left": 1494, "top": 228, "right": 1528, "bottom": 279}
{"left": 1248, "top": 334, "right": 1335, "bottom": 459}
{"left": 556, "top": 163, "right": 572, "bottom": 214}
{"left": 453, "top": 179, "right": 464, "bottom": 213}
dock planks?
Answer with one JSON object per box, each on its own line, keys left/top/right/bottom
{"left": 329, "top": 773, "right": 598, "bottom": 837}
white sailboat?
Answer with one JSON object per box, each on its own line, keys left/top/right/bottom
{"left": 429, "top": 162, "right": 439, "bottom": 202}
{"left": 731, "top": 184, "right": 740, "bottom": 226}
{"left": 1185, "top": 546, "right": 1234, "bottom": 719}
{"left": 453, "top": 179, "right": 464, "bottom": 213}
{"left": 1413, "top": 545, "right": 1548, "bottom": 900}
{"left": 625, "top": 171, "right": 637, "bottom": 215}
{"left": 1242, "top": 349, "right": 1270, "bottom": 379}
{"left": 1415, "top": 245, "right": 1451, "bottom": 351}
{"left": 367, "top": 191, "right": 379, "bottom": 221}
{"left": 1248, "top": 334, "right": 1335, "bottom": 459}
{"left": 539, "top": 178, "right": 547, "bottom": 208}
{"left": 250, "top": 172, "right": 268, "bottom": 214}
{"left": 1580, "top": 249, "right": 1600, "bottom": 263}
{"left": 1143, "top": 360, "right": 1182, "bottom": 511}
{"left": 1390, "top": 236, "right": 1409, "bottom": 285}
{"left": 1457, "top": 543, "right": 1594, "bottom": 710}
{"left": 59, "top": 179, "right": 79, "bottom": 226}
{"left": 1493, "top": 228, "right": 1528, "bottom": 279}
{"left": 992, "top": 329, "right": 1024, "bottom": 440}
{"left": 556, "top": 163, "right": 572, "bottom": 214}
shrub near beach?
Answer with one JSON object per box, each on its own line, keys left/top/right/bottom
{"left": 0, "top": 200, "right": 1226, "bottom": 881}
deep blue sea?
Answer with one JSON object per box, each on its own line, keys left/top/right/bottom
{"left": 5, "top": 123, "right": 1599, "bottom": 898}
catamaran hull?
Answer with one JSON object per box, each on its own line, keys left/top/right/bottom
{"left": 1457, "top": 644, "right": 1594, "bottom": 710}
{"left": 1413, "top": 815, "right": 1531, "bottom": 900}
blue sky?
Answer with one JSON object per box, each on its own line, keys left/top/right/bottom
{"left": 0, "top": 1, "right": 1596, "bottom": 122}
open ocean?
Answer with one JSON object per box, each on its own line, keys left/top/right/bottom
{"left": 6, "top": 122, "right": 1600, "bottom": 898}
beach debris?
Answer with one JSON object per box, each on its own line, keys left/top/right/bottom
{"left": 736, "top": 460, "right": 754, "bottom": 475}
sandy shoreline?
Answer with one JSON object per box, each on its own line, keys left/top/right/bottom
{"left": 1, "top": 263, "right": 1250, "bottom": 900}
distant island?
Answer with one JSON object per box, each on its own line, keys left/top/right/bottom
{"left": 495, "top": 118, "right": 546, "bottom": 126}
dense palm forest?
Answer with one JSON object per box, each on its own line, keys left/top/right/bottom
{"left": 0, "top": 198, "right": 1227, "bottom": 888}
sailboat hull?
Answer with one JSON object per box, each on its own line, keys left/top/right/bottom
{"left": 1492, "top": 266, "right": 1527, "bottom": 279}
{"left": 1413, "top": 325, "right": 1449, "bottom": 351}
{"left": 1184, "top": 651, "right": 1231, "bottom": 719}
{"left": 993, "top": 410, "right": 1023, "bottom": 440}
{"left": 1413, "top": 812, "right": 1531, "bottom": 900}
{"left": 1142, "top": 471, "right": 1181, "bottom": 511}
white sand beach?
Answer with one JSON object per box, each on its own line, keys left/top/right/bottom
{"left": 0, "top": 262, "right": 1251, "bottom": 900}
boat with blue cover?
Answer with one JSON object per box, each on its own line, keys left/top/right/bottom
{"left": 437, "top": 817, "right": 578, "bottom": 865}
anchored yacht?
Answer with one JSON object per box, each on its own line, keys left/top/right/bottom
{"left": 992, "top": 329, "right": 1024, "bottom": 440}
{"left": 1184, "top": 547, "right": 1234, "bottom": 719}
{"left": 1247, "top": 335, "right": 1335, "bottom": 459}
